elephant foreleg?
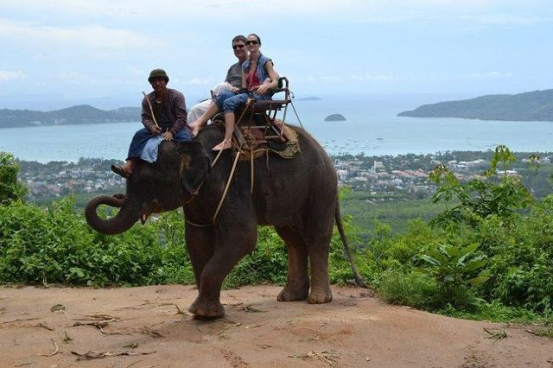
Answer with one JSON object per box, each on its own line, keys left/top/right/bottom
{"left": 185, "top": 223, "right": 215, "bottom": 289}
{"left": 189, "top": 225, "right": 257, "bottom": 318}
{"left": 275, "top": 226, "right": 310, "bottom": 301}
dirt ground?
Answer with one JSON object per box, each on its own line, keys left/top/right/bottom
{"left": 0, "top": 285, "right": 552, "bottom": 368}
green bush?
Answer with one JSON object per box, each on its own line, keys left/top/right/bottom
{"left": 0, "top": 198, "right": 193, "bottom": 286}
{"left": 378, "top": 271, "right": 438, "bottom": 309}
{"left": 357, "top": 146, "right": 553, "bottom": 318}
{"left": 0, "top": 152, "right": 27, "bottom": 205}
{"left": 0, "top": 196, "right": 359, "bottom": 289}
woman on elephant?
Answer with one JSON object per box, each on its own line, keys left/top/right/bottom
{"left": 210, "top": 33, "right": 279, "bottom": 151}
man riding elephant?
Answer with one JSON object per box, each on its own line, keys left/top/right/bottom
{"left": 112, "top": 69, "right": 191, "bottom": 178}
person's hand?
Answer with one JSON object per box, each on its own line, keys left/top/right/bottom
{"left": 190, "top": 124, "right": 200, "bottom": 138}
{"left": 256, "top": 84, "right": 269, "bottom": 95}
{"left": 150, "top": 125, "right": 161, "bottom": 135}
{"left": 162, "top": 131, "right": 174, "bottom": 141}
{"left": 231, "top": 86, "right": 240, "bottom": 94}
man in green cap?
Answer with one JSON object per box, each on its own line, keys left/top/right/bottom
{"left": 112, "top": 69, "right": 190, "bottom": 178}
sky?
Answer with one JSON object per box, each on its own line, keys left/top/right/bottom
{"left": 1, "top": 0, "right": 552, "bottom": 109}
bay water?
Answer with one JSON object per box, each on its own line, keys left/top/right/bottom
{"left": 1, "top": 94, "right": 552, "bottom": 163}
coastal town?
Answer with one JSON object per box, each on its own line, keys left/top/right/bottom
{"left": 17, "top": 151, "right": 553, "bottom": 205}
{"left": 335, "top": 154, "right": 497, "bottom": 201}
{"left": 19, "top": 158, "right": 125, "bottom": 203}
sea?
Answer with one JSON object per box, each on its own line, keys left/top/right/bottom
{"left": 1, "top": 94, "right": 552, "bottom": 163}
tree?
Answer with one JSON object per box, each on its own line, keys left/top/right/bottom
{"left": 0, "top": 152, "right": 27, "bottom": 204}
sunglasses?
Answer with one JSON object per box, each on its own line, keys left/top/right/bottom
{"left": 246, "top": 40, "right": 259, "bottom": 45}
{"left": 232, "top": 44, "right": 245, "bottom": 50}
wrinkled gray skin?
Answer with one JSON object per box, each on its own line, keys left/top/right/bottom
{"left": 86, "top": 125, "right": 338, "bottom": 319}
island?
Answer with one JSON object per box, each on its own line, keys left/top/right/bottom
{"left": 324, "top": 114, "right": 347, "bottom": 122}
{"left": 398, "top": 89, "right": 553, "bottom": 122}
{"left": 0, "top": 105, "right": 141, "bottom": 129}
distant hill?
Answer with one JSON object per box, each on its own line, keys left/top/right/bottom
{"left": 398, "top": 89, "right": 553, "bottom": 122}
{"left": 0, "top": 105, "right": 141, "bottom": 128}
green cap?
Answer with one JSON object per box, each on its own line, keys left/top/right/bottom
{"left": 148, "top": 69, "right": 169, "bottom": 83}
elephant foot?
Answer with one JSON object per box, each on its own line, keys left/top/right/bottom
{"left": 307, "top": 287, "right": 333, "bottom": 304}
{"left": 189, "top": 296, "right": 225, "bottom": 319}
{"left": 277, "top": 283, "right": 309, "bottom": 302}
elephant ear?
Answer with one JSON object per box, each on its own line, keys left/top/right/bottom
{"left": 177, "top": 141, "right": 211, "bottom": 195}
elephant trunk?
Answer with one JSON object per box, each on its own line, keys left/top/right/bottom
{"left": 85, "top": 194, "right": 140, "bottom": 235}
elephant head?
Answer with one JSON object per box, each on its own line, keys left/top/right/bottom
{"left": 85, "top": 140, "right": 211, "bottom": 235}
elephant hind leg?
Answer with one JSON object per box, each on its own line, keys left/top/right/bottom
{"left": 275, "top": 226, "right": 310, "bottom": 302}
{"left": 304, "top": 221, "right": 333, "bottom": 304}
{"left": 307, "top": 244, "right": 333, "bottom": 304}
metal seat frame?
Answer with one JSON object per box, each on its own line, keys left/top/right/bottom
{"left": 235, "top": 77, "right": 291, "bottom": 143}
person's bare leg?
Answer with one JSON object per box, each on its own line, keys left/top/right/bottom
{"left": 190, "top": 102, "right": 220, "bottom": 137}
{"left": 212, "top": 112, "right": 234, "bottom": 151}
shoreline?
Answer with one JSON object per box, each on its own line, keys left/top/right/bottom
{"left": 8, "top": 148, "right": 553, "bottom": 165}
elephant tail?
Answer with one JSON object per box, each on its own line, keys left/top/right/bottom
{"left": 335, "top": 198, "right": 367, "bottom": 288}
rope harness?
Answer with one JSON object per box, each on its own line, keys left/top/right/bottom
{"left": 184, "top": 97, "right": 302, "bottom": 228}
{"left": 184, "top": 141, "right": 247, "bottom": 228}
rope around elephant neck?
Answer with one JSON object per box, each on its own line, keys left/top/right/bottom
{"left": 185, "top": 99, "right": 256, "bottom": 227}
{"left": 185, "top": 142, "right": 245, "bottom": 228}
{"left": 183, "top": 145, "right": 225, "bottom": 208}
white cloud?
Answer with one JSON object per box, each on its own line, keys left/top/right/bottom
{"left": 0, "top": 70, "right": 25, "bottom": 82}
{"left": 461, "top": 13, "right": 553, "bottom": 25}
{"left": 359, "top": 14, "right": 424, "bottom": 23}
{"left": 292, "top": 73, "right": 398, "bottom": 84}
{"left": 351, "top": 73, "right": 398, "bottom": 81}
{"left": 2, "top": 0, "right": 549, "bottom": 26}
{"left": 466, "top": 71, "right": 513, "bottom": 79}
{"left": 0, "top": 19, "right": 156, "bottom": 50}
{"left": 32, "top": 54, "right": 53, "bottom": 61}
{"left": 0, "top": 0, "right": 352, "bottom": 20}
{"left": 56, "top": 71, "right": 144, "bottom": 87}
{"left": 1, "top": 0, "right": 509, "bottom": 24}
{"left": 291, "top": 71, "right": 511, "bottom": 86}
{"left": 182, "top": 77, "right": 217, "bottom": 86}
{"left": 57, "top": 71, "right": 101, "bottom": 85}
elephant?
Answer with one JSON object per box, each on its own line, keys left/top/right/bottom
{"left": 85, "top": 124, "right": 363, "bottom": 319}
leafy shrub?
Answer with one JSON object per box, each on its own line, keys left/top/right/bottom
{"left": 429, "top": 145, "right": 533, "bottom": 230}
{"left": 0, "top": 196, "right": 359, "bottom": 289}
{"left": 418, "top": 242, "right": 488, "bottom": 299}
{"left": 0, "top": 198, "right": 193, "bottom": 286}
{"left": 358, "top": 146, "right": 553, "bottom": 317}
{"left": 0, "top": 152, "right": 27, "bottom": 205}
{"left": 378, "top": 271, "right": 438, "bottom": 309}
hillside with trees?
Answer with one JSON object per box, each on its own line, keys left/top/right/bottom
{"left": 0, "top": 105, "right": 141, "bottom": 128}
{"left": 398, "top": 89, "right": 553, "bottom": 121}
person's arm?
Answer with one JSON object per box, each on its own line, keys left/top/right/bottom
{"left": 167, "top": 91, "right": 188, "bottom": 138}
{"left": 256, "top": 61, "right": 279, "bottom": 95}
{"left": 142, "top": 95, "right": 161, "bottom": 134}
{"left": 241, "top": 69, "right": 247, "bottom": 90}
